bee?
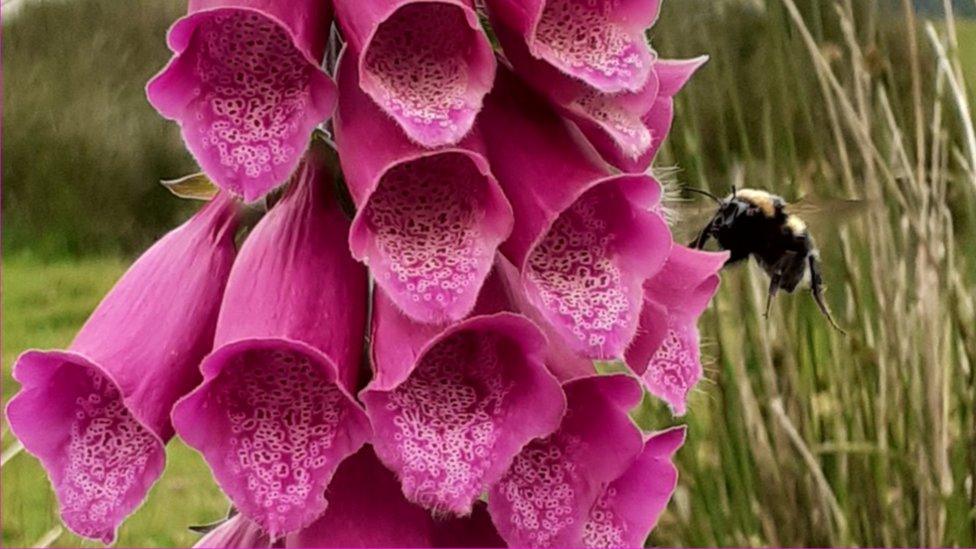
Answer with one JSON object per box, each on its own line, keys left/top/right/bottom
{"left": 684, "top": 186, "right": 847, "bottom": 334}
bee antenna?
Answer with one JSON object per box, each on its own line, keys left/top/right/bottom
{"left": 683, "top": 186, "right": 723, "bottom": 204}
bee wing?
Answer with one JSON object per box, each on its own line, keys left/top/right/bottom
{"left": 787, "top": 193, "right": 872, "bottom": 233}
{"left": 664, "top": 198, "right": 719, "bottom": 245}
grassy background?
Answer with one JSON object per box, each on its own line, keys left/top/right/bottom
{"left": 2, "top": 0, "right": 976, "bottom": 547}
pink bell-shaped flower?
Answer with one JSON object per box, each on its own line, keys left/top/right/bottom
{"left": 147, "top": 0, "right": 337, "bottom": 201}
{"left": 6, "top": 194, "right": 239, "bottom": 543}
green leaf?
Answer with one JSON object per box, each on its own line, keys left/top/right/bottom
{"left": 160, "top": 172, "right": 219, "bottom": 201}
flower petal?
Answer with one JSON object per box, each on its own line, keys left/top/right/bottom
{"left": 6, "top": 194, "right": 239, "bottom": 543}
{"left": 285, "top": 446, "right": 506, "bottom": 547}
{"left": 488, "top": 374, "right": 644, "bottom": 547}
{"left": 479, "top": 68, "right": 672, "bottom": 359}
{"left": 334, "top": 0, "right": 495, "bottom": 147}
{"left": 488, "top": 0, "right": 660, "bottom": 93}
{"left": 336, "top": 49, "right": 512, "bottom": 324}
{"left": 626, "top": 245, "right": 728, "bottom": 415}
{"left": 147, "top": 1, "right": 336, "bottom": 202}
{"left": 364, "top": 289, "right": 565, "bottom": 515}
{"left": 172, "top": 146, "right": 371, "bottom": 537}
{"left": 581, "top": 426, "right": 685, "bottom": 548}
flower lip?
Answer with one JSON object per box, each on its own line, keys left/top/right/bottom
{"left": 172, "top": 337, "right": 372, "bottom": 537}
{"left": 519, "top": 173, "right": 672, "bottom": 359}
{"left": 519, "top": 0, "right": 661, "bottom": 93}
{"left": 7, "top": 350, "right": 166, "bottom": 545}
{"left": 361, "top": 297, "right": 567, "bottom": 516}
{"left": 336, "top": 48, "right": 513, "bottom": 325}
{"left": 487, "top": 373, "right": 644, "bottom": 547}
{"left": 147, "top": 3, "right": 337, "bottom": 202}
{"left": 340, "top": 0, "right": 496, "bottom": 147}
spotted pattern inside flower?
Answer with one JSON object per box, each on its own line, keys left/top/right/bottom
{"left": 216, "top": 349, "right": 347, "bottom": 534}
{"left": 62, "top": 368, "right": 157, "bottom": 543}
{"left": 527, "top": 189, "right": 631, "bottom": 351}
{"left": 383, "top": 332, "right": 513, "bottom": 513}
{"left": 193, "top": 11, "right": 312, "bottom": 181}
{"left": 581, "top": 486, "right": 626, "bottom": 548}
{"left": 496, "top": 432, "right": 584, "bottom": 547}
{"left": 364, "top": 3, "right": 473, "bottom": 133}
{"left": 364, "top": 154, "right": 488, "bottom": 314}
{"left": 643, "top": 327, "right": 697, "bottom": 409}
{"left": 535, "top": 0, "right": 645, "bottom": 84}
{"left": 574, "top": 91, "right": 651, "bottom": 158}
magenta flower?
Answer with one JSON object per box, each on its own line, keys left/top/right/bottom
{"left": 147, "top": 0, "right": 337, "bottom": 202}
{"left": 171, "top": 146, "right": 371, "bottom": 537}
{"left": 332, "top": 0, "right": 495, "bottom": 147}
{"left": 194, "top": 515, "right": 271, "bottom": 548}
{"left": 493, "top": 254, "right": 599, "bottom": 381}
{"left": 492, "top": 15, "right": 707, "bottom": 173}
{"left": 626, "top": 245, "right": 728, "bottom": 415}
{"left": 362, "top": 285, "right": 565, "bottom": 515}
{"left": 570, "top": 56, "right": 706, "bottom": 173}
{"left": 335, "top": 50, "right": 513, "bottom": 325}
{"left": 580, "top": 426, "right": 685, "bottom": 547}
{"left": 479, "top": 68, "right": 672, "bottom": 360}
{"left": 487, "top": 374, "right": 647, "bottom": 547}
{"left": 285, "top": 446, "right": 506, "bottom": 547}
{"left": 486, "top": 0, "right": 659, "bottom": 93}
{"left": 5, "top": 194, "right": 239, "bottom": 544}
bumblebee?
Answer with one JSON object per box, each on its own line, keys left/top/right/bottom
{"left": 686, "top": 187, "right": 846, "bottom": 334}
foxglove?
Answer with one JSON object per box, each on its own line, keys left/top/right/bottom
{"left": 332, "top": 0, "right": 495, "bottom": 147}
{"left": 335, "top": 50, "right": 513, "bottom": 324}
{"left": 171, "top": 145, "right": 371, "bottom": 537}
{"left": 479, "top": 68, "right": 672, "bottom": 360}
{"left": 147, "top": 0, "right": 337, "bottom": 202}
{"left": 486, "top": 0, "right": 659, "bottom": 93}
{"left": 285, "top": 446, "right": 506, "bottom": 547}
{"left": 626, "top": 245, "right": 728, "bottom": 415}
{"left": 491, "top": 15, "right": 706, "bottom": 173}
{"left": 363, "top": 278, "right": 564, "bottom": 515}
{"left": 488, "top": 374, "right": 651, "bottom": 547}
{"left": 6, "top": 194, "right": 239, "bottom": 543}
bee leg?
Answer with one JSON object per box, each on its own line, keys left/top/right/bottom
{"left": 690, "top": 216, "right": 716, "bottom": 249}
{"left": 809, "top": 255, "right": 848, "bottom": 335}
{"left": 765, "top": 274, "right": 781, "bottom": 318}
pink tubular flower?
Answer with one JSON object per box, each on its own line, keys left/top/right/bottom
{"left": 147, "top": 0, "right": 337, "bottom": 202}
{"left": 486, "top": 0, "right": 659, "bottom": 93}
{"left": 491, "top": 16, "right": 707, "bottom": 173}
{"left": 580, "top": 426, "right": 685, "bottom": 547}
{"left": 5, "top": 194, "right": 239, "bottom": 544}
{"left": 487, "top": 374, "right": 645, "bottom": 547}
{"left": 362, "top": 280, "right": 565, "bottom": 515}
{"left": 171, "top": 145, "right": 371, "bottom": 537}
{"left": 479, "top": 68, "right": 672, "bottom": 360}
{"left": 626, "top": 245, "right": 728, "bottom": 415}
{"left": 286, "top": 446, "right": 506, "bottom": 548}
{"left": 194, "top": 515, "right": 271, "bottom": 548}
{"left": 332, "top": 0, "right": 495, "bottom": 147}
{"left": 334, "top": 50, "right": 513, "bottom": 325}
